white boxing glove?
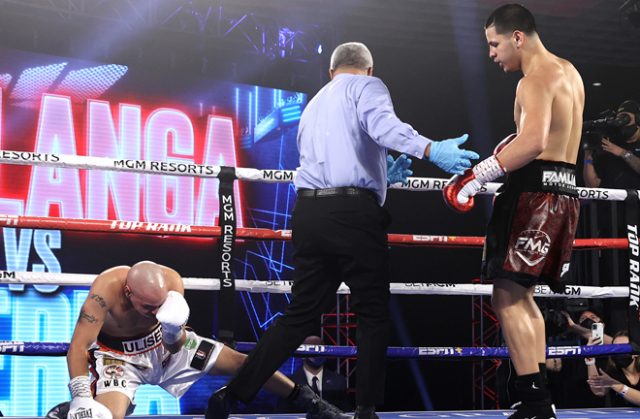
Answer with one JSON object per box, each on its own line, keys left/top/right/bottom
{"left": 67, "top": 376, "right": 112, "bottom": 419}
{"left": 156, "top": 290, "right": 190, "bottom": 344}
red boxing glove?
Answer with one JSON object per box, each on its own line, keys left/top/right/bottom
{"left": 444, "top": 134, "right": 513, "bottom": 213}
{"left": 493, "top": 133, "right": 517, "bottom": 155}
{"left": 443, "top": 169, "right": 480, "bottom": 213}
{"left": 443, "top": 155, "right": 506, "bottom": 213}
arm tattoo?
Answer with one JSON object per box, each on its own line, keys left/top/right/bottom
{"left": 89, "top": 293, "right": 107, "bottom": 309}
{"left": 79, "top": 309, "right": 97, "bottom": 324}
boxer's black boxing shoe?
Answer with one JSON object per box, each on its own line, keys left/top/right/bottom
{"left": 291, "top": 384, "right": 351, "bottom": 419}
{"left": 354, "top": 405, "right": 379, "bottom": 419}
{"left": 205, "top": 386, "right": 237, "bottom": 419}
{"left": 508, "top": 401, "right": 557, "bottom": 419}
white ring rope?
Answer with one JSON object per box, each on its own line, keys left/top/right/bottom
{"left": 0, "top": 271, "right": 628, "bottom": 298}
{"left": 390, "top": 178, "right": 629, "bottom": 202}
{"left": 0, "top": 150, "right": 633, "bottom": 200}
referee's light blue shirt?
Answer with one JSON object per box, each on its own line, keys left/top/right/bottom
{"left": 294, "top": 73, "right": 431, "bottom": 205}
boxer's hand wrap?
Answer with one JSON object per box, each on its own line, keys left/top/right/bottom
{"left": 443, "top": 155, "right": 505, "bottom": 213}
{"left": 68, "top": 376, "right": 113, "bottom": 419}
{"left": 69, "top": 375, "right": 92, "bottom": 398}
{"left": 156, "top": 290, "right": 190, "bottom": 344}
{"left": 472, "top": 155, "right": 506, "bottom": 183}
{"left": 428, "top": 134, "right": 480, "bottom": 175}
{"left": 387, "top": 154, "right": 413, "bottom": 185}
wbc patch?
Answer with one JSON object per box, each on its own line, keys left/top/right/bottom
{"left": 190, "top": 340, "right": 214, "bottom": 371}
{"left": 102, "top": 364, "right": 125, "bottom": 379}
{"left": 102, "top": 379, "right": 127, "bottom": 388}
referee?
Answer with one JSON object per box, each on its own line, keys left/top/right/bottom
{"left": 207, "top": 41, "right": 478, "bottom": 419}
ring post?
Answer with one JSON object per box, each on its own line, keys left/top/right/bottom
{"left": 216, "top": 166, "right": 238, "bottom": 348}
{"left": 625, "top": 189, "right": 640, "bottom": 348}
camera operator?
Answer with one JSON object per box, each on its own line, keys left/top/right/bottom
{"left": 582, "top": 101, "right": 639, "bottom": 333}
{"left": 583, "top": 100, "right": 640, "bottom": 189}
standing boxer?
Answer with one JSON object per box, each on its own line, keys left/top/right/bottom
{"left": 444, "top": 4, "right": 584, "bottom": 418}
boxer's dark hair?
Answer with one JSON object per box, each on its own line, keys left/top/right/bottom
{"left": 485, "top": 4, "right": 537, "bottom": 35}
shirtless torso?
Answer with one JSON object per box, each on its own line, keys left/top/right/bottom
{"left": 495, "top": 49, "right": 585, "bottom": 171}
{"left": 67, "top": 264, "right": 184, "bottom": 379}
{"left": 513, "top": 54, "right": 584, "bottom": 165}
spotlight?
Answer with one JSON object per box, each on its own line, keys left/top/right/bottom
{"left": 621, "top": 0, "right": 640, "bottom": 28}
{"left": 317, "top": 44, "right": 323, "bottom": 54}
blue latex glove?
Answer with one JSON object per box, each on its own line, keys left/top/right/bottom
{"left": 428, "top": 134, "right": 480, "bottom": 175}
{"left": 387, "top": 154, "right": 413, "bottom": 185}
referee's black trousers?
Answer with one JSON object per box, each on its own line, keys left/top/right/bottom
{"left": 228, "top": 193, "right": 391, "bottom": 407}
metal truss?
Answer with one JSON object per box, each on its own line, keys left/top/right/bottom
{"left": 0, "top": 0, "right": 333, "bottom": 61}
{"left": 471, "top": 279, "right": 502, "bottom": 410}
{"left": 322, "top": 295, "right": 356, "bottom": 392}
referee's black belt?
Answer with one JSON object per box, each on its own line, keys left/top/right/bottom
{"left": 297, "top": 187, "right": 377, "bottom": 201}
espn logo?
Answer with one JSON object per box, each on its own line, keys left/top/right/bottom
{"left": 0, "top": 215, "right": 19, "bottom": 226}
{"left": 418, "top": 347, "right": 457, "bottom": 356}
{"left": 0, "top": 341, "right": 24, "bottom": 353}
{"left": 547, "top": 346, "right": 582, "bottom": 356}
{"left": 298, "top": 344, "right": 327, "bottom": 353}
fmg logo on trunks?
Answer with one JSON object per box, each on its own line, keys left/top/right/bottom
{"left": 514, "top": 229, "right": 550, "bottom": 267}
{"left": 122, "top": 328, "right": 162, "bottom": 354}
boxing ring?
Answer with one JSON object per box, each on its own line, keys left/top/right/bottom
{"left": 0, "top": 151, "right": 639, "bottom": 418}
{"left": 3, "top": 410, "right": 640, "bottom": 419}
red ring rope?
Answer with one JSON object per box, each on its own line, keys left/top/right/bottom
{"left": 0, "top": 214, "right": 627, "bottom": 249}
